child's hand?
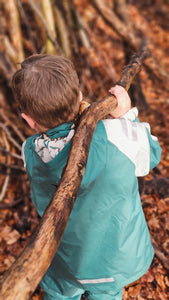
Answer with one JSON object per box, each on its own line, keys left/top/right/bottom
{"left": 108, "top": 85, "right": 131, "bottom": 118}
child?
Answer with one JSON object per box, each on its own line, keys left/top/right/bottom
{"left": 12, "top": 54, "right": 161, "bottom": 300}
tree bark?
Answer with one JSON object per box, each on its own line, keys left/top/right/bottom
{"left": 0, "top": 43, "right": 150, "bottom": 300}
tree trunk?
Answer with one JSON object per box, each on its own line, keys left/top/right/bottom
{"left": 0, "top": 43, "right": 150, "bottom": 300}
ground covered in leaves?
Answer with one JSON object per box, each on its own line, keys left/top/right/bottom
{"left": 0, "top": 0, "right": 169, "bottom": 299}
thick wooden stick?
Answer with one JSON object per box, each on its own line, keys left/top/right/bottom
{"left": 0, "top": 42, "right": 150, "bottom": 300}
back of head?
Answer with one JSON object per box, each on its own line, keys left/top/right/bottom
{"left": 12, "top": 54, "right": 80, "bottom": 128}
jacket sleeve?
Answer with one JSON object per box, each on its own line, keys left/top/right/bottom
{"left": 102, "top": 108, "right": 162, "bottom": 177}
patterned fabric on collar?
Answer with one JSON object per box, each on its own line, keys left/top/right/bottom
{"left": 34, "top": 125, "right": 75, "bottom": 163}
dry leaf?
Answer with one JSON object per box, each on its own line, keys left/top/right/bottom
{"left": 164, "top": 276, "right": 169, "bottom": 287}
{"left": 155, "top": 272, "right": 166, "bottom": 291}
{"left": 143, "top": 269, "right": 155, "bottom": 283}
{"left": 159, "top": 291, "right": 168, "bottom": 300}
{"left": 148, "top": 216, "right": 160, "bottom": 230}
{"left": 137, "top": 296, "right": 145, "bottom": 300}
{"left": 128, "top": 284, "right": 141, "bottom": 297}
{"left": 0, "top": 226, "right": 20, "bottom": 245}
{"left": 4, "top": 255, "right": 15, "bottom": 268}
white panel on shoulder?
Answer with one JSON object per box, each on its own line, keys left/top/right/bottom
{"left": 102, "top": 112, "right": 150, "bottom": 177}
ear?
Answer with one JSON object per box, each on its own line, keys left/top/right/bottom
{"left": 21, "top": 113, "right": 37, "bottom": 129}
{"left": 79, "top": 91, "right": 83, "bottom": 102}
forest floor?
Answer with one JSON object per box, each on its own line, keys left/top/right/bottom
{"left": 0, "top": 1, "right": 169, "bottom": 299}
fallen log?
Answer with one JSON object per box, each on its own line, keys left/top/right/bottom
{"left": 0, "top": 41, "right": 150, "bottom": 300}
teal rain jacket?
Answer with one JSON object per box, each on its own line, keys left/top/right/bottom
{"left": 23, "top": 108, "right": 162, "bottom": 298}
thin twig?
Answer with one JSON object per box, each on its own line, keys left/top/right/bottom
{"left": 0, "top": 123, "right": 22, "bottom": 151}
{"left": 0, "top": 109, "right": 26, "bottom": 143}
{"left": 0, "top": 148, "right": 23, "bottom": 160}
{"left": 0, "top": 162, "right": 25, "bottom": 172}
{"left": 0, "top": 197, "right": 23, "bottom": 209}
{"left": 2, "top": 36, "right": 18, "bottom": 64}
{"left": 0, "top": 133, "right": 11, "bottom": 202}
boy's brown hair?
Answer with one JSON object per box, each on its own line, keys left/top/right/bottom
{"left": 12, "top": 54, "right": 80, "bottom": 128}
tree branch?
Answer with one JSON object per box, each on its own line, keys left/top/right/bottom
{"left": 0, "top": 132, "right": 10, "bottom": 202}
{"left": 27, "top": 0, "right": 63, "bottom": 55}
{"left": 2, "top": 0, "right": 24, "bottom": 63}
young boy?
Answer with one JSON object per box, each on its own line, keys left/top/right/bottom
{"left": 12, "top": 54, "right": 161, "bottom": 300}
